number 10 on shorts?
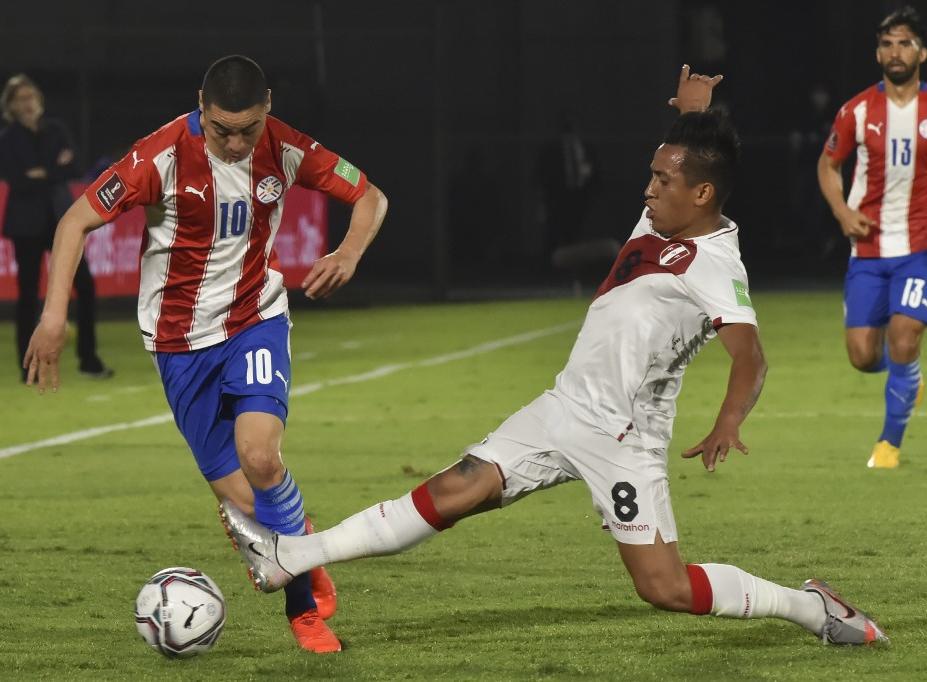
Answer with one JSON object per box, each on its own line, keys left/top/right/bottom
{"left": 901, "top": 277, "right": 926, "bottom": 309}
{"left": 245, "top": 349, "right": 273, "bottom": 385}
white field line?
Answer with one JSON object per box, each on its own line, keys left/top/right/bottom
{"left": 0, "top": 321, "right": 579, "bottom": 461}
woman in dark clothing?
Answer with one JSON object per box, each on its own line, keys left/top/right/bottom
{"left": 0, "top": 74, "right": 111, "bottom": 381}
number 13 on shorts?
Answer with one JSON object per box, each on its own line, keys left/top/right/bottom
{"left": 901, "top": 277, "right": 926, "bottom": 310}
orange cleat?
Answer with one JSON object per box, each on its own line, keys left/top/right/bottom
{"left": 289, "top": 608, "right": 342, "bottom": 653}
{"left": 305, "top": 516, "right": 338, "bottom": 620}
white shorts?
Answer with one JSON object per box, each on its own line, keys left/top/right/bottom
{"left": 468, "top": 390, "right": 678, "bottom": 545}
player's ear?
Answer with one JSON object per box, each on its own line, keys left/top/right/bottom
{"left": 919, "top": 45, "right": 927, "bottom": 64}
{"left": 694, "top": 182, "right": 714, "bottom": 208}
{"left": 197, "top": 90, "right": 204, "bottom": 112}
{"left": 265, "top": 90, "right": 272, "bottom": 114}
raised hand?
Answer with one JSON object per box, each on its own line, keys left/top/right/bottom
{"left": 668, "top": 64, "right": 723, "bottom": 113}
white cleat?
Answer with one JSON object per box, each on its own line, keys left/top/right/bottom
{"left": 218, "top": 499, "right": 294, "bottom": 593}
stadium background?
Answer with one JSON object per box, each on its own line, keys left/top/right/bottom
{"left": 0, "top": 0, "right": 915, "bottom": 304}
{"left": 3, "top": 2, "right": 927, "bottom": 678}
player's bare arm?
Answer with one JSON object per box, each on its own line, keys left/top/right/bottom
{"left": 667, "top": 64, "right": 723, "bottom": 113}
{"left": 682, "top": 322, "right": 766, "bottom": 472}
{"left": 816, "top": 151, "right": 875, "bottom": 238}
{"left": 23, "top": 194, "right": 106, "bottom": 392}
{"left": 301, "top": 182, "right": 388, "bottom": 299}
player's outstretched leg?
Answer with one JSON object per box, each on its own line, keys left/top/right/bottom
{"left": 220, "top": 455, "right": 502, "bottom": 590}
{"left": 802, "top": 579, "right": 888, "bottom": 644}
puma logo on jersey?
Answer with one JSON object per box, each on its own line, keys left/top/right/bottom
{"left": 310, "top": 141, "right": 319, "bottom": 151}
{"left": 275, "top": 370, "right": 289, "bottom": 390}
{"left": 184, "top": 184, "right": 208, "bottom": 201}
{"left": 131, "top": 150, "right": 144, "bottom": 169}
{"left": 867, "top": 122, "right": 884, "bottom": 136}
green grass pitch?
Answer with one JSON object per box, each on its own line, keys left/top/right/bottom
{"left": 1, "top": 292, "right": 925, "bottom": 680}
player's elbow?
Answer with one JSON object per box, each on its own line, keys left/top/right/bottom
{"left": 365, "top": 182, "right": 388, "bottom": 212}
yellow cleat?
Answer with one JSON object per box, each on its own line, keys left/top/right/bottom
{"left": 867, "top": 440, "right": 900, "bottom": 469}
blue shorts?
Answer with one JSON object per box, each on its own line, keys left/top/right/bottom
{"left": 844, "top": 253, "right": 927, "bottom": 328}
{"left": 156, "top": 314, "right": 292, "bottom": 481}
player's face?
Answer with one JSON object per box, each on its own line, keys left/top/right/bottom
{"left": 8, "top": 85, "right": 43, "bottom": 126}
{"left": 644, "top": 144, "right": 707, "bottom": 237}
{"left": 200, "top": 99, "right": 269, "bottom": 163}
{"left": 876, "top": 25, "right": 927, "bottom": 86}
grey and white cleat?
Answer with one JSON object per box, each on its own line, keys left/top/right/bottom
{"left": 803, "top": 579, "right": 889, "bottom": 645}
{"left": 218, "top": 499, "right": 294, "bottom": 593}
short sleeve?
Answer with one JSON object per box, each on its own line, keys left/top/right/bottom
{"left": 822, "top": 101, "right": 858, "bottom": 165}
{"left": 684, "top": 255, "right": 757, "bottom": 329}
{"left": 84, "top": 142, "right": 162, "bottom": 222}
{"left": 293, "top": 139, "right": 368, "bottom": 204}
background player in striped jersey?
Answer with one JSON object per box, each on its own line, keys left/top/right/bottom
{"left": 818, "top": 6, "right": 927, "bottom": 468}
{"left": 23, "top": 55, "right": 388, "bottom": 653}
{"left": 222, "top": 66, "right": 887, "bottom": 647}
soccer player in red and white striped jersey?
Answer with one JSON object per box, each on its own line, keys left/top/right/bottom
{"left": 24, "top": 55, "right": 388, "bottom": 653}
{"left": 819, "top": 6, "right": 927, "bottom": 468}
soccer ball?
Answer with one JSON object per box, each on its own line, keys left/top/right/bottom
{"left": 134, "top": 567, "right": 226, "bottom": 658}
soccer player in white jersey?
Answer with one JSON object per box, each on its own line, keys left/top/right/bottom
{"left": 818, "top": 6, "right": 927, "bottom": 468}
{"left": 23, "top": 55, "right": 388, "bottom": 653}
{"left": 221, "top": 67, "right": 887, "bottom": 646}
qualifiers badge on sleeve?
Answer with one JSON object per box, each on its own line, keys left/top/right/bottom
{"left": 96, "top": 172, "right": 127, "bottom": 211}
{"left": 256, "top": 176, "right": 283, "bottom": 204}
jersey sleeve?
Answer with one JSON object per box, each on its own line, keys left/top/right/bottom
{"left": 822, "top": 100, "right": 858, "bottom": 165}
{"left": 684, "top": 255, "right": 757, "bottom": 329}
{"left": 84, "top": 142, "right": 162, "bottom": 222}
{"left": 291, "top": 137, "right": 368, "bottom": 204}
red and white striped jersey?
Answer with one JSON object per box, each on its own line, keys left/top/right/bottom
{"left": 825, "top": 82, "right": 927, "bottom": 258}
{"left": 85, "top": 111, "right": 367, "bottom": 352}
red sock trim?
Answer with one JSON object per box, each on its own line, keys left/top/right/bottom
{"left": 686, "top": 564, "right": 713, "bottom": 615}
{"left": 411, "top": 483, "right": 454, "bottom": 531}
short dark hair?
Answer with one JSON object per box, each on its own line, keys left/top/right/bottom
{"left": 878, "top": 5, "right": 925, "bottom": 44}
{"left": 663, "top": 109, "right": 741, "bottom": 208}
{"left": 201, "top": 55, "right": 268, "bottom": 112}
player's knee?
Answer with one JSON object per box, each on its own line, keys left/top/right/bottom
{"left": 427, "top": 456, "right": 503, "bottom": 519}
{"left": 633, "top": 575, "right": 690, "bottom": 613}
{"left": 847, "top": 345, "right": 879, "bottom": 371}
{"left": 238, "top": 446, "right": 285, "bottom": 489}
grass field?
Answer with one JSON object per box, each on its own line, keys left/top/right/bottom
{"left": 1, "top": 292, "right": 926, "bottom": 680}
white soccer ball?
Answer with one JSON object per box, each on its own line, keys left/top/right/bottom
{"left": 134, "top": 567, "right": 226, "bottom": 659}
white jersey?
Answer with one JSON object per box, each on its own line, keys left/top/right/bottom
{"left": 554, "top": 210, "right": 757, "bottom": 450}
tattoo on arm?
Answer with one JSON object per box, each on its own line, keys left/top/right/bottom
{"left": 455, "top": 454, "right": 488, "bottom": 477}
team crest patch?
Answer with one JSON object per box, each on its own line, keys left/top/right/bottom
{"left": 96, "top": 172, "right": 126, "bottom": 211}
{"left": 826, "top": 130, "right": 838, "bottom": 151}
{"left": 256, "top": 175, "right": 283, "bottom": 204}
{"left": 919, "top": 120, "right": 927, "bottom": 139}
{"left": 659, "top": 242, "right": 690, "bottom": 266}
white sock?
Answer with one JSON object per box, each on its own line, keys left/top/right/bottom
{"left": 276, "top": 491, "right": 439, "bottom": 576}
{"left": 697, "top": 563, "right": 826, "bottom": 634}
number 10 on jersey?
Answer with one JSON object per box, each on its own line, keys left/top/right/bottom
{"left": 219, "top": 200, "right": 248, "bottom": 239}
